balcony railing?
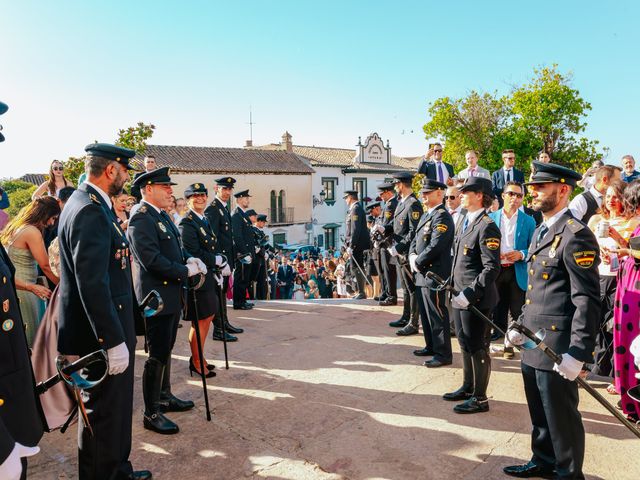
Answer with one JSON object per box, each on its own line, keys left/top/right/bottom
{"left": 269, "top": 207, "right": 295, "bottom": 225}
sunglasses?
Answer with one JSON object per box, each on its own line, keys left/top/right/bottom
{"left": 53, "top": 166, "right": 64, "bottom": 171}
{"left": 433, "top": 149, "right": 443, "bottom": 153}
{"left": 504, "top": 191, "right": 523, "bottom": 198}
{"left": 445, "top": 195, "right": 458, "bottom": 200}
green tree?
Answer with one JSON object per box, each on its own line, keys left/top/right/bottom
{"left": 0, "top": 180, "right": 37, "bottom": 217}
{"left": 509, "top": 65, "right": 601, "bottom": 172}
{"left": 423, "top": 91, "right": 510, "bottom": 173}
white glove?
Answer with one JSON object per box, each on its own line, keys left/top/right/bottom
{"left": 264, "top": 252, "right": 269, "bottom": 261}
{"left": 408, "top": 253, "right": 418, "bottom": 273}
{"left": 107, "top": 342, "right": 129, "bottom": 375}
{"left": 242, "top": 255, "right": 253, "bottom": 265}
{"left": 552, "top": 353, "right": 583, "bottom": 381}
{"left": 387, "top": 246, "right": 398, "bottom": 257}
{"left": 0, "top": 442, "right": 40, "bottom": 480}
{"left": 346, "top": 247, "right": 353, "bottom": 255}
{"left": 451, "top": 292, "right": 470, "bottom": 309}
{"left": 374, "top": 224, "right": 385, "bottom": 234}
{"left": 214, "top": 273, "right": 224, "bottom": 287}
{"left": 214, "top": 255, "right": 227, "bottom": 267}
{"left": 630, "top": 335, "right": 640, "bottom": 369}
{"left": 221, "top": 264, "right": 231, "bottom": 276}
{"left": 194, "top": 258, "right": 207, "bottom": 275}
{"left": 255, "top": 246, "right": 260, "bottom": 253}
{"left": 505, "top": 328, "right": 525, "bottom": 347}
{"left": 187, "top": 263, "right": 200, "bottom": 277}
{"left": 186, "top": 257, "right": 198, "bottom": 265}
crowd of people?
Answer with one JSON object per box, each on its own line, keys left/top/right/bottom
{"left": 1, "top": 139, "right": 640, "bottom": 479}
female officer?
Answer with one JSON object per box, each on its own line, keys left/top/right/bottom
{"left": 179, "top": 183, "right": 230, "bottom": 377}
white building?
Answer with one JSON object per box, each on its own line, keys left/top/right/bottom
{"left": 255, "top": 132, "right": 420, "bottom": 249}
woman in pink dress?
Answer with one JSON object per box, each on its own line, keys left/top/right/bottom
{"left": 611, "top": 180, "right": 640, "bottom": 421}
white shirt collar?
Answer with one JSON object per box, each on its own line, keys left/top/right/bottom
{"left": 143, "top": 200, "right": 162, "bottom": 214}
{"left": 589, "top": 186, "right": 603, "bottom": 199}
{"left": 465, "top": 208, "right": 485, "bottom": 225}
{"left": 501, "top": 208, "right": 519, "bottom": 221}
{"left": 85, "top": 181, "right": 112, "bottom": 209}
{"left": 503, "top": 167, "right": 512, "bottom": 173}
{"left": 543, "top": 207, "right": 569, "bottom": 229}
{"left": 190, "top": 209, "right": 205, "bottom": 220}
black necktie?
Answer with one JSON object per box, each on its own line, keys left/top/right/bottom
{"left": 506, "top": 170, "right": 511, "bottom": 183}
{"left": 536, "top": 224, "right": 549, "bottom": 246}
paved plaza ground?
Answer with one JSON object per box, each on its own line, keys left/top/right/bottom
{"left": 30, "top": 299, "right": 640, "bottom": 479}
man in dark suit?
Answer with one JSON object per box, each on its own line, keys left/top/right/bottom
{"left": 491, "top": 149, "right": 525, "bottom": 206}
{"left": 130, "top": 155, "right": 157, "bottom": 202}
{"left": 504, "top": 162, "right": 600, "bottom": 480}
{"left": 444, "top": 176, "right": 501, "bottom": 414}
{"left": 409, "top": 179, "right": 455, "bottom": 367}
{"left": 417, "top": 143, "right": 454, "bottom": 185}
{"left": 277, "top": 256, "right": 295, "bottom": 299}
{"left": 343, "top": 190, "right": 370, "bottom": 299}
{"left": 231, "top": 190, "right": 256, "bottom": 310}
{"left": 204, "top": 177, "right": 242, "bottom": 340}
{"left": 57, "top": 143, "right": 151, "bottom": 480}
{"left": 253, "top": 214, "right": 270, "bottom": 300}
{"left": 376, "top": 182, "right": 398, "bottom": 306}
{"left": 128, "top": 167, "right": 200, "bottom": 436}
{"left": 387, "top": 172, "right": 423, "bottom": 335}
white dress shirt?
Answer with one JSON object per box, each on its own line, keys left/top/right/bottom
{"left": 499, "top": 209, "right": 519, "bottom": 264}
{"left": 434, "top": 161, "right": 450, "bottom": 183}
{"left": 568, "top": 186, "right": 603, "bottom": 221}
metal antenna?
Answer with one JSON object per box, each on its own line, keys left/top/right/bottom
{"left": 246, "top": 106, "right": 256, "bottom": 143}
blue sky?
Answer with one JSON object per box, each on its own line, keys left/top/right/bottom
{"left": 1, "top": 0, "right": 639, "bottom": 178}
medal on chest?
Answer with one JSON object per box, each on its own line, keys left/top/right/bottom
{"left": 548, "top": 235, "right": 561, "bottom": 258}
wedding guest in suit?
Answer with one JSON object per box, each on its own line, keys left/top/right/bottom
{"left": 491, "top": 149, "right": 525, "bottom": 207}
{"left": 417, "top": 143, "right": 454, "bottom": 186}
{"left": 457, "top": 150, "right": 490, "bottom": 180}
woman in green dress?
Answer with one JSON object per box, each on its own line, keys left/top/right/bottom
{"left": 1, "top": 196, "right": 60, "bottom": 345}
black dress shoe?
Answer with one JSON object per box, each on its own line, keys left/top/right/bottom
{"left": 453, "top": 396, "right": 489, "bottom": 414}
{"left": 225, "top": 323, "right": 244, "bottom": 334}
{"left": 503, "top": 461, "right": 556, "bottom": 478}
{"left": 379, "top": 298, "right": 398, "bottom": 306}
{"left": 442, "top": 386, "right": 473, "bottom": 401}
{"left": 424, "top": 358, "right": 453, "bottom": 368}
{"left": 212, "top": 330, "right": 238, "bottom": 342}
{"left": 143, "top": 412, "right": 179, "bottom": 435}
{"left": 233, "top": 304, "right": 253, "bottom": 310}
{"left": 246, "top": 301, "right": 255, "bottom": 307}
{"left": 126, "top": 470, "right": 153, "bottom": 480}
{"left": 413, "top": 348, "right": 434, "bottom": 356}
{"left": 373, "top": 296, "right": 381, "bottom": 301}
{"left": 352, "top": 293, "right": 366, "bottom": 300}
{"left": 396, "top": 325, "right": 419, "bottom": 336}
{"left": 389, "top": 318, "right": 409, "bottom": 328}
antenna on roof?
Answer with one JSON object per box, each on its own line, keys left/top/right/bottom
{"left": 245, "top": 106, "right": 256, "bottom": 147}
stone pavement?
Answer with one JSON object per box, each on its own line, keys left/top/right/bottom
{"left": 30, "top": 299, "right": 640, "bottom": 479}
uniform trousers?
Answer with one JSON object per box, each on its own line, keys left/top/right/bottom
{"left": 255, "top": 258, "right": 268, "bottom": 300}
{"left": 78, "top": 343, "right": 135, "bottom": 480}
{"left": 417, "top": 286, "right": 452, "bottom": 362}
{"left": 452, "top": 307, "right": 491, "bottom": 354}
{"left": 493, "top": 265, "right": 525, "bottom": 333}
{"left": 521, "top": 363, "right": 585, "bottom": 479}
{"left": 146, "top": 312, "right": 180, "bottom": 363}
{"left": 397, "top": 261, "right": 417, "bottom": 326}
{"left": 380, "top": 249, "right": 397, "bottom": 300}
{"left": 233, "top": 261, "right": 251, "bottom": 306}
{"left": 348, "top": 249, "right": 366, "bottom": 294}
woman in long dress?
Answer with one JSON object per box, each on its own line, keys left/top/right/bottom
{"left": 0, "top": 197, "right": 60, "bottom": 345}
{"left": 610, "top": 180, "right": 640, "bottom": 421}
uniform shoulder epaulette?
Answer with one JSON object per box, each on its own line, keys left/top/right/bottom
{"left": 89, "top": 193, "right": 101, "bottom": 205}
{"left": 138, "top": 205, "right": 148, "bottom": 214}
{"left": 566, "top": 218, "right": 584, "bottom": 234}
{"left": 482, "top": 215, "right": 494, "bottom": 224}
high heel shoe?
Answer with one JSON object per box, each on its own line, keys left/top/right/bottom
{"left": 189, "top": 357, "right": 216, "bottom": 378}
{"left": 189, "top": 356, "right": 215, "bottom": 371}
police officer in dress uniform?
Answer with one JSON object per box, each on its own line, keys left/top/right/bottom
{"left": 366, "top": 202, "right": 383, "bottom": 299}
{"left": 231, "top": 190, "right": 257, "bottom": 310}
{"left": 203, "top": 177, "right": 243, "bottom": 341}
{"left": 244, "top": 209, "right": 260, "bottom": 300}
{"left": 253, "top": 214, "right": 270, "bottom": 300}
{"left": 443, "top": 176, "right": 501, "bottom": 414}
{"left": 503, "top": 162, "right": 600, "bottom": 480}
{"left": 377, "top": 182, "right": 399, "bottom": 307}
{"left": 387, "top": 172, "right": 423, "bottom": 335}
{"left": 179, "top": 183, "right": 230, "bottom": 377}
{"left": 408, "top": 180, "right": 454, "bottom": 367}
{"left": 343, "top": 190, "right": 370, "bottom": 299}
{"left": 128, "top": 168, "right": 199, "bottom": 435}
{"left": 57, "top": 143, "right": 151, "bottom": 479}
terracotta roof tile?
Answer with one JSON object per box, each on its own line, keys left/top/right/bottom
{"left": 138, "top": 145, "right": 315, "bottom": 175}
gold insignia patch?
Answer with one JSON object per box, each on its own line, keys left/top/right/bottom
{"left": 2, "top": 299, "right": 9, "bottom": 313}
{"left": 200, "top": 227, "right": 207, "bottom": 235}
{"left": 158, "top": 222, "right": 167, "bottom": 232}
{"left": 411, "top": 211, "right": 420, "bottom": 220}
{"left": 195, "top": 183, "right": 200, "bottom": 189}
{"left": 89, "top": 193, "right": 100, "bottom": 204}
{"left": 353, "top": 215, "right": 358, "bottom": 221}
{"left": 485, "top": 238, "right": 500, "bottom": 250}
{"left": 2, "top": 319, "right": 13, "bottom": 332}
{"left": 573, "top": 250, "right": 596, "bottom": 268}
{"left": 435, "top": 224, "right": 448, "bottom": 233}
{"left": 385, "top": 211, "right": 392, "bottom": 218}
